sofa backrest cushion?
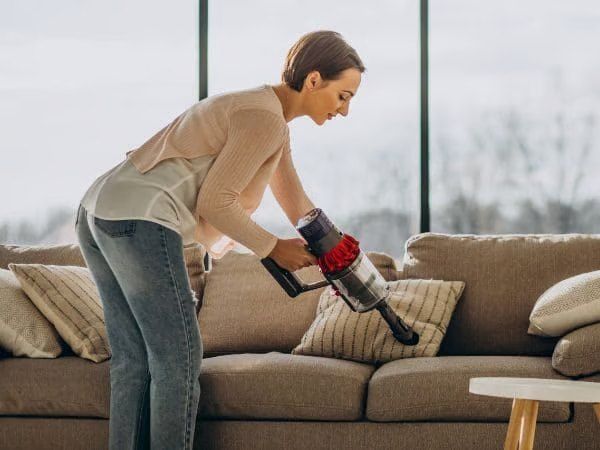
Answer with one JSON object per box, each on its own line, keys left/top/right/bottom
{"left": 0, "top": 243, "right": 206, "bottom": 315}
{"left": 0, "top": 244, "right": 86, "bottom": 269}
{"left": 198, "top": 250, "right": 399, "bottom": 357}
{"left": 399, "top": 232, "right": 600, "bottom": 356}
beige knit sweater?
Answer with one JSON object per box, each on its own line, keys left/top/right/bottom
{"left": 125, "top": 84, "right": 315, "bottom": 259}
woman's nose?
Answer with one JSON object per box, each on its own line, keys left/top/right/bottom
{"left": 338, "top": 103, "right": 349, "bottom": 117}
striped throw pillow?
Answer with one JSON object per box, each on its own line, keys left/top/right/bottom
{"left": 8, "top": 263, "right": 110, "bottom": 362}
{"left": 292, "top": 279, "right": 465, "bottom": 364}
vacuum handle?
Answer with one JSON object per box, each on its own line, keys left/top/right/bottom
{"left": 260, "top": 257, "right": 329, "bottom": 297}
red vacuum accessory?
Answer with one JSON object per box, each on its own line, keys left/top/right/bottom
{"left": 317, "top": 233, "right": 360, "bottom": 275}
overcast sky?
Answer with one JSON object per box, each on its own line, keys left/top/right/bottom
{"left": 1, "top": 0, "right": 598, "bottom": 230}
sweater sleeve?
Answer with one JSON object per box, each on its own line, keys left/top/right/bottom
{"left": 269, "top": 141, "right": 316, "bottom": 227}
{"left": 195, "top": 108, "right": 285, "bottom": 259}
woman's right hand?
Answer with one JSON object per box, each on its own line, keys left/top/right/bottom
{"left": 267, "top": 238, "right": 318, "bottom": 272}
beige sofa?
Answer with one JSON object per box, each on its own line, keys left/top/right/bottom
{"left": 1, "top": 232, "right": 599, "bottom": 450}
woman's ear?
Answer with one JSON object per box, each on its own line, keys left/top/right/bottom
{"left": 305, "top": 71, "right": 321, "bottom": 91}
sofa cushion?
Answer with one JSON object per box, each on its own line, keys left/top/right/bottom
{"left": 199, "top": 250, "right": 398, "bottom": 357}
{"left": 528, "top": 270, "right": 600, "bottom": 337}
{"left": 366, "top": 355, "right": 571, "bottom": 422}
{"left": 552, "top": 322, "right": 600, "bottom": 377}
{"left": 198, "top": 352, "right": 374, "bottom": 420}
{"left": 0, "top": 243, "right": 206, "bottom": 316}
{"left": 0, "top": 356, "right": 109, "bottom": 418}
{"left": 8, "top": 264, "right": 111, "bottom": 363}
{"left": 0, "top": 352, "right": 373, "bottom": 421}
{"left": 0, "top": 244, "right": 86, "bottom": 269}
{"left": 400, "top": 233, "right": 600, "bottom": 356}
{"left": 292, "top": 279, "right": 465, "bottom": 364}
{"left": 0, "top": 268, "right": 65, "bottom": 358}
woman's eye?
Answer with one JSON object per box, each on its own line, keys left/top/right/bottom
{"left": 339, "top": 95, "right": 346, "bottom": 101}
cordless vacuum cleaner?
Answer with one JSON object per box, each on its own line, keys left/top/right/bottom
{"left": 260, "top": 207, "right": 419, "bottom": 346}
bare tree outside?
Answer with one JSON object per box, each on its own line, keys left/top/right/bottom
{"left": 432, "top": 70, "right": 598, "bottom": 234}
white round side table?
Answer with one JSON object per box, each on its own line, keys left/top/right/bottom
{"left": 469, "top": 377, "right": 600, "bottom": 450}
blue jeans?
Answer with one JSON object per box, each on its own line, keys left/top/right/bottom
{"left": 75, "top": 204, "right": 203, "bottom": 450}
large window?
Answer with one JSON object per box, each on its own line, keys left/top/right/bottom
{"left": 3, "top": 1, "right": 598, "bottom": 253}
{"left": 209, "top": 0, "right": 420, "bottom": 257}
{"left": 0, "top": 0, "right": 197, "bottom": 243}
{"left": 430, "top": 1, "right": 600, "bottom": 233}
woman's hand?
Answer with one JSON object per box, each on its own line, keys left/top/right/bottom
{"left": 267, "top": 237, "right": 318, "bottom": 272}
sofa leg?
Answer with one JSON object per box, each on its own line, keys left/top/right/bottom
{"left": 593, "top": 403, "right": 600, "bottom": 424}
{"left": 504, "top": 398, "right": 526, "bottom": 450}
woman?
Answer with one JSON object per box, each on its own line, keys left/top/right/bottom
{"left": 75, "top": 29, "right": 364, "bottom": 449}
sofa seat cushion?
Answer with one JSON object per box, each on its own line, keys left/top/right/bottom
{"left": 0, "top": 356, "right": 109, "bottom": 418}
{"left": 0, "top": 352, "right": 374, "bottom": 421}
{"left": 198, "top": 352, "right": 374, "bottom": 420}
{"left": 367, "top": 355, "right": 571, "bottom": 422}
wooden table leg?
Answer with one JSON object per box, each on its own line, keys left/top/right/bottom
{"left": 519, "top": 400, "right": 539, "bottom": 450}
{"left": 593, "top": 403, "right": 600, "bottom": 424}
{"left": 504, "top": 398, "right": 526, "bottom": 450}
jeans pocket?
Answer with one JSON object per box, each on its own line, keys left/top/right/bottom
{"left": 93, "top": 217, "right": 137, "bottom": 237}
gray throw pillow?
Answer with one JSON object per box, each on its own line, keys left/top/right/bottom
{"left": 552, "top": 322, "right": 600, "bottom": 377}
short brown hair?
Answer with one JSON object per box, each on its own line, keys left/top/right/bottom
{"left": 281, "top": 30, "right": 366, "bottom": 92}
